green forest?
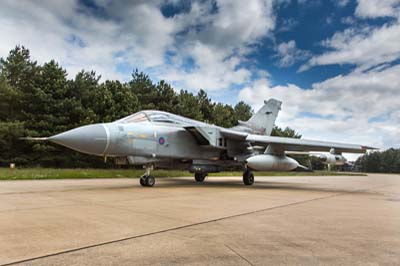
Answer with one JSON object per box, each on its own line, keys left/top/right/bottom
{"left": 0, "top": 46, "right": 398, "bottom": 173}
{"left": 355, "top": 149, "right": 400, "bottom": 173}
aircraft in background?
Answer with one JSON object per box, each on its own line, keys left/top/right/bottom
{"left": 285, "top": 150, "right": 348, "bottom": 167}
{"left": 24, "top": 99, "right": 375, "bottom": 187}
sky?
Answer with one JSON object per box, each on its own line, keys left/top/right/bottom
{"left": 1, "top": 0, "right": 400, "bottom": 158}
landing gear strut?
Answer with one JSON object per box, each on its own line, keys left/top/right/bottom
{"left": 243, "top": 169, "right": 254, "bottom": 186}
{"left": 140, "top": 165, "right": 155, "bottom": 187}
{"left": 194, "top": 172, "right": 207, "bottom": 182}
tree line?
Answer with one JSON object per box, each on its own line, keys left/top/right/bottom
{"left": 0, "top": 46, "right": 301, "bottom": 168}
{"left": 355, "top": 148, "right": 400, "bottom": 173}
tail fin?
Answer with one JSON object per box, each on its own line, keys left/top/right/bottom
{"left": 239, "top": 98, "right": 281, "bottom": 135}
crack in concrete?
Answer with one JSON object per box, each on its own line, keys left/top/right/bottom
{"left": 224, "top": 244, "right": 255, "bottom": 266}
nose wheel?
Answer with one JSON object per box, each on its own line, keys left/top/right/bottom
{"left": 140, "top": 175, "right": 155, "bottom": 187}
{"left": 140, "top": 164, "right": 155, "bottom": 187}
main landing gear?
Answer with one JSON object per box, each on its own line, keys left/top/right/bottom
{"left": 194, "top": 172, "right": 207, "bottom": 182}
{"left": 140, "top": 165, "right": 155, "bottom": 187}
{"left": 242, "top": 169, "right": 254, "bottom": 186}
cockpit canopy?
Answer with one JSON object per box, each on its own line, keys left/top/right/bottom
{"left": 118, "top": 112, "right": 148, "bottom": 124}
{"left": 116, "top": 110, "right": 206, "bottom": 126}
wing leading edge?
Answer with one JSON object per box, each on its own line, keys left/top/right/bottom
{"left": 246, "top": 134, "right": 375, "bottom": 154}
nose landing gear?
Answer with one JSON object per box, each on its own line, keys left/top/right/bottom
{"left": 140, "top": 175, "right": 155, "bottom": 187}
{"left": 140, "top": 165, "right": 155, "bottom": 187}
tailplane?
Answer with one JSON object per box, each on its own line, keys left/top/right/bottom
{"left": 238, "top": 98, "right": 282, "bottom": 135}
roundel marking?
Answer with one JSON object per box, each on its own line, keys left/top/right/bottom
{"left": 158, "top": 137, "right": 165, "bottom": 145}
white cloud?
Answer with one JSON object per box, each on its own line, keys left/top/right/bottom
{"left": 300, "top": 22, "right": 400, "bottom": 71}
{"left": 194, "top": 0, "right": 275, "bottom": 48}
{"left": 160, "top": 41, "right": 252, "bottom": 91}
{"left": 355, "top": 0, "right": 400, "bottom": 19}
{"left": 274, "top": 40, "right": 310, "bottom": 67}
{"left": 301, "top": 0, "right": 400, "bottom": 72}
{"left": 337, "top": 0, "right": 350, "bottom": 7}
{"left": 158, "top": 0, "right": 276, "bottom": 91}
{"left": 341, "top": 16, "right": 356, "bottom": 25}
{"left": 0, "top": 0, "right": 130, "bottom": 81}
{"left": 239, "top": 64, "right": 400, "bottom": 151}
{"left": 0, "top": 0, "right": 276, "bottom": 91}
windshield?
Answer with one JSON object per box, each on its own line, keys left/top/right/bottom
{"left": 147, "top": 112, "right": 178, "bottom": 124}
{"left": 119, "top": 112, "right": 149, "bottom": 124}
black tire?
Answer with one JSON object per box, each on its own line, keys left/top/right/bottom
{"left": 195, "top": 173, "right": 206, "bottom": 182}
{"left": 140, "top": 176, "right": 146, "bottom": 186}
{"left": 243, "top": 170, "right": 254, "bottom": 185}
{"left": 146, "top": 175, "right": 156, "bottom": 187}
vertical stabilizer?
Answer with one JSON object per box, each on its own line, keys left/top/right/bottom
{"left": 243, "top": 99, "right": 282, "bottom": 135}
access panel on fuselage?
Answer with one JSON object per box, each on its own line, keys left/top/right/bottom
{"left": 128, "top": 125, "right": 157, "bottom": 157}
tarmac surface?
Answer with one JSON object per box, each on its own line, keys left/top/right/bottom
{"left": 0, "top": 174, "right": 399, "bottom": 266}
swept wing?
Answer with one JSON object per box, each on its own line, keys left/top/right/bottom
{"left": 245, "top": 134, "right": 374, "bottom": 154}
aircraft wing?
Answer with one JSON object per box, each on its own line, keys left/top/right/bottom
{"left": 219, "top": 128, "right": 247, "bottom": 140}
{"left": 245, "top": 134, "right": 375, "bottom": 154}
{"left": 187, "top": 127, "right": 374, "bottom": 154}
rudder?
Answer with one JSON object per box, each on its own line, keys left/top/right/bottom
{"left": 240, "top": 98, "right": 282, "bottom": 135}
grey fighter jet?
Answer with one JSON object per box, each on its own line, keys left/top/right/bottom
{"left": 24, "top": 99, "right": 374, "bottom": 187}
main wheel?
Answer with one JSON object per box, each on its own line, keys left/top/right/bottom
{"left": 146, "top": 175, "right": 156, "bottom": 187}
{"left": 194, "top": 173, "right": 206, "bottom": 182}
{"left": 243, "top": 170, "right": 254, "bottom": 185}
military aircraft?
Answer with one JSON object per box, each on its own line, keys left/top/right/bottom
{"left": 24, "top": 99, "right": 374, "bottom": 187}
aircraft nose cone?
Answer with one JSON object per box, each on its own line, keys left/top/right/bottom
{"left": 49, "top": 124, "right": 109, "bottom": 155}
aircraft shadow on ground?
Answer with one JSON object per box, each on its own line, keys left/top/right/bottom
{"left": 113, "top": 178, "right": 369, "bottom": 195}
{"left": 157, "top": 178, "right": 352, "bottom": 193}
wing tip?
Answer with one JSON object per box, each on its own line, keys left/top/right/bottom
{"left": 361, "top": 146, "right": 379, "bottom": 151}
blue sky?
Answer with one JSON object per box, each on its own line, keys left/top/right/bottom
{"left": 1, "top": 0, "right": 400, "bottom": 154}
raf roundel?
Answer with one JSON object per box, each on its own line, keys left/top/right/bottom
{"left": 158, "top": 137, "right": 165, "bottom": 145}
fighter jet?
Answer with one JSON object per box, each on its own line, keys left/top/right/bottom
{"left": 285, "top": 150, "right": 348, "bottom": 171}
{"left": 24, "top": 99, "right": 374, "bottom": 187}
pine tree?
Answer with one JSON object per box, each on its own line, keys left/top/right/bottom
{"left": 196, "top": 89, "right": 214, "bottom": 123}
{"left": 212, "top": 103, "right": 236, "bottom": 128}
{"left": 156, "top": 80, "right": 179, "bottom": 113}
{"left": 129, "top": 70, "right": 158, "bottom": 110}
{"left": 234, "top": 101, "right": 253, "bottom": 123}
{"left": 177, "top": 90, "right": 203, "bottom": 120}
